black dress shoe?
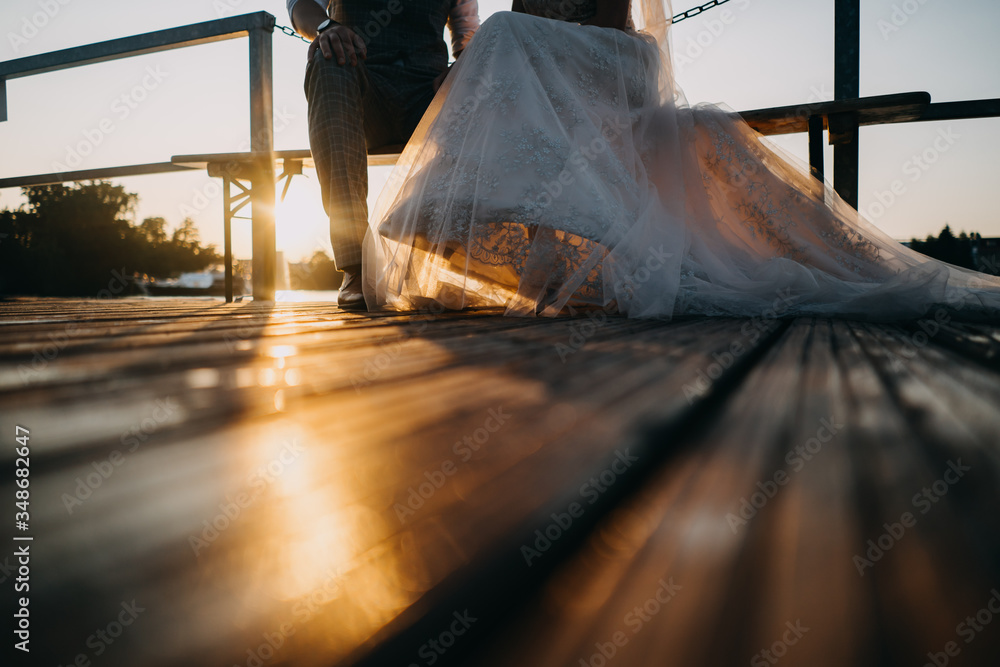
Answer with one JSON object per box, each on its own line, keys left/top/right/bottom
{"left": 337, "top": 265, "right": 367, "bottom": 311}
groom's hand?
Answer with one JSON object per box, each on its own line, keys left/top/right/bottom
{"left": 309, "top": 25, "right": 367, "bottom": 66}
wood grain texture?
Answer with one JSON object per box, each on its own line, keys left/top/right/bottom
{"left": 0, "top": 299, "right": 997, "bottom": 667}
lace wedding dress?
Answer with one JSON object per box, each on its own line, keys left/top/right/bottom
{"left": 362, "top": 0, "right": 1000, "bottom": 319}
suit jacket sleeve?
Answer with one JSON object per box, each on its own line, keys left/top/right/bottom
{"left": 447, "top": 0, "right": 480, "bottom": 57}
{"left": 287, "top": 0, "right": 330, "bottom": 32}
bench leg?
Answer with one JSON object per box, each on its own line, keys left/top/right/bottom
{"left": 221, "top": 176, "right": 252, "bottom": 303}
{"left": 223, "top": 175, "right": 234, "bottom": 303}
{"left": 808, "top": 115, "right": 825, "bottom": 185}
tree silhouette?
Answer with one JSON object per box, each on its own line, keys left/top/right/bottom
{"left": 139, "top": 217, "right": 168, "bottom": 245}
{"left": 908, "top": 224, "right": 977, "bottom": 270}
{"left": 0, "top": 181, "right": 220, "bottom": 296}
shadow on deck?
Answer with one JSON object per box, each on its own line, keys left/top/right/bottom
{"left": 1, "top": 298, "right": 998, "bottom": 666}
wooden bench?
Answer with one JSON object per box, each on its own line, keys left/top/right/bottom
{"left": 741, "top": 91, "right": 931, "bottom": 188}
{"left": 170, "top": 146, "right": 403, "bottom": 302}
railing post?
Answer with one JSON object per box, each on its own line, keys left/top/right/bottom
{"left": 832, "top": 0, "right": 860, "bottom": 208}
{"left": 248, "top": 19, "right": 276, "bottom": 301}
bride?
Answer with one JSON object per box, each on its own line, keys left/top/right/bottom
{"left": 361, "top": 0, "right": 1000, "bottom": 319}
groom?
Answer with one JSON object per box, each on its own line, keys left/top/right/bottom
{"left": 289, "top": 0, "right": 479, "bottom": 309}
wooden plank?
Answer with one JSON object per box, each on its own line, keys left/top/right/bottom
{"left": 901, "top": 320, "right": 1000, "bottom": 372}
{"left": 463, "top": 318, "right": 1000, "bottom": 666}
{"left": 740, "top": 92, "right": 930, "bottom": 136}
{"left": 171, "top": 145, "right": 405, "bottom": 177}
{"left": 843, "top": 322, "right": 1000, "bottom": 665}
{"left": 0, "top": 300, "right": 787, "bottom": 666}
{"left": 3, "top": 301, "right": 998, "bottom": 666}
{"left": 347, "top": 317, "right": 789, "bottom": 666}
{"left": 918, "top": 99, "right": 1000, "bottom": 123}
{"left": 460, "top": 320, "right": 871, "bottom": 666}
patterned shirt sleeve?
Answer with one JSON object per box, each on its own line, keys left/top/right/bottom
{"left": 448, "top": 0, "right": 480, "bottom": 57}
{"left": 287, "top": 0, "right": 330, "bottom": 32}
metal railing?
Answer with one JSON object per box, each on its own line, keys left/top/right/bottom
{"left": 0, "top": 11, "right": 278, "bottom": 299}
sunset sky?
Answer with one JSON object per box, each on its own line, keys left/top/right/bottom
{"left": 1, "top": 0, "right": 998, "bottom": 262}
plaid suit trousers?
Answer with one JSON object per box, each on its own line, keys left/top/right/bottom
{"left": 304, "top": 52, "right": 439, "bottom": 270}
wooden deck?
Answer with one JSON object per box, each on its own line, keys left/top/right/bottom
{"left": 1, "top": 298, "right": 999, "bottom": 667}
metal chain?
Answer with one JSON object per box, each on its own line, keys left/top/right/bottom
{"left": 275, "top": 1, "right": 735, "bottom": 44}
{"left": 672, "top": 0, "right": 735, "bottom": 24}
{"left": 275, "top": 23, "right": 312, "bottom": 45}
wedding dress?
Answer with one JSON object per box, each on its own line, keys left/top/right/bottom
{"left": 361, "top": 0, "right": 1000, "bottom": 320}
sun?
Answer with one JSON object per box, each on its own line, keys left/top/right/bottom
{"left": 274, "top": 174, "right": 333, "bottom": 262}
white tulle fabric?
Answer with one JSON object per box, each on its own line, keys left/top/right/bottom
{"left": 362, "top": 0, "right": 1000, "bottom": 319}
